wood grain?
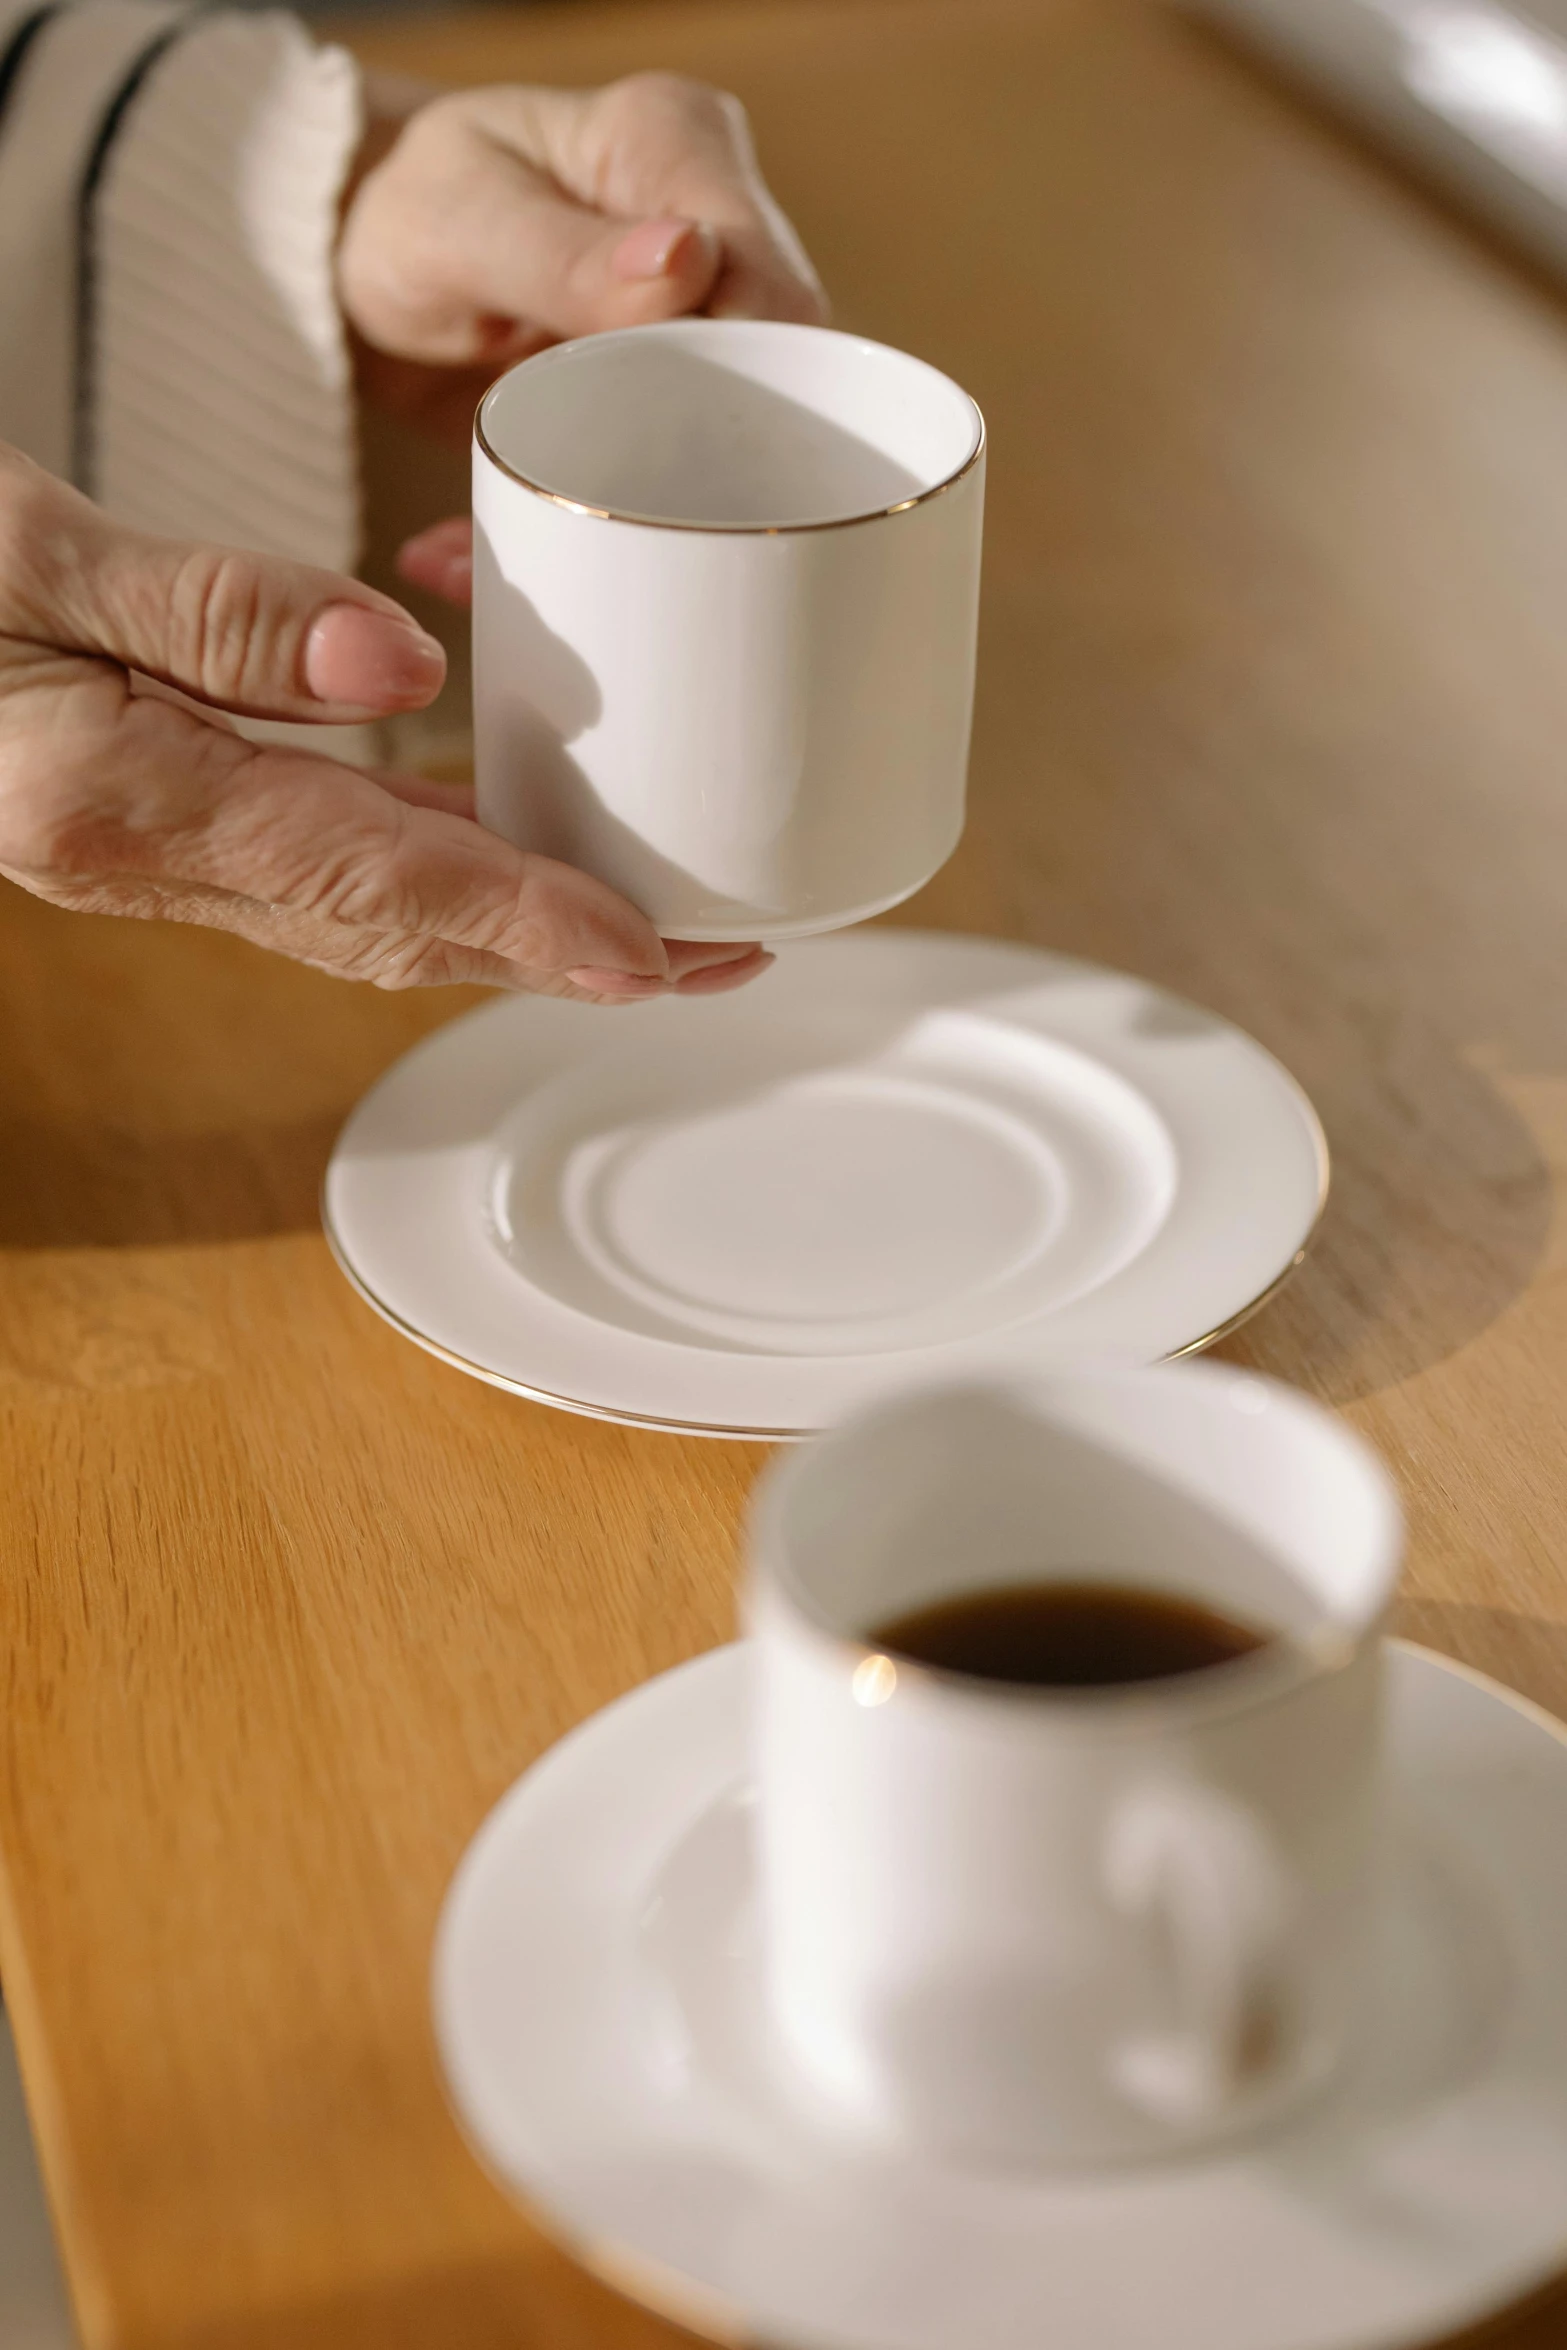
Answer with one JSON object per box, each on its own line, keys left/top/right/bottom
{"left": 5, "top": 0, "right": 1567, "bottom": 2342}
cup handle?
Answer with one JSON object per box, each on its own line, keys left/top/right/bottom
{"left": 1102, "top": 1779, "right": 1293, "bottom": 2124}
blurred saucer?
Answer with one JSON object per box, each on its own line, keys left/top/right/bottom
{"left": 325, "top": 930, "right": 1326, "bottom": 1437}
{"left": 433, "top": 1640, "right": 1567, "bottom": 2350}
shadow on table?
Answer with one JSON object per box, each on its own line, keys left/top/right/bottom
{"left": 0, "top": 867, "right": 490, "bottom": 1250}
{"left": 0, "top": 1115, "right": 343, "bottom": 1248}
{"left": 7, "top": 974, "right": 1555, "bottom": 1393}
{"left": 166, "top": 2242, "right": 715, "bottom": 2350}
{"left": 1218, "top": 1026, "right": 1553, "bottom": 1407}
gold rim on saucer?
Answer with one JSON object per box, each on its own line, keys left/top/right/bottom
{"left": 321, "top": 1178, "right": 1327, "bottom": 1444}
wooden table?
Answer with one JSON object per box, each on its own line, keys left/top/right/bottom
{"left": 6, "top": 0, "right": 1567, "bottom": 2342}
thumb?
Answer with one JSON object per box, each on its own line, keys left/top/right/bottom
{"left": 3, "top": 455, "right": 446, "bottom": 721}
{"left": 468, "top": 192, "right": 725, "bottom": 345}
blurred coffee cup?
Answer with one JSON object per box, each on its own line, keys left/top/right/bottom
{"left": 746, "top": 1362, "right": 1402, "bottom": 2165}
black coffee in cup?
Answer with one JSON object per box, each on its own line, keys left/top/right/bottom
{"left": 870, "top": 1581, "right": 1272, "bottom": 1689}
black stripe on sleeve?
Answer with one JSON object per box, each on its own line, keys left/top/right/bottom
{"left": 72, "top": 17, "right": 186, "bottom": 496}
{"left": 0, "top": 4, "right": 62, "bottom": 139}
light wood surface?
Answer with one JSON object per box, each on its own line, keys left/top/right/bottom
{"left": 5, "top": 0, "right": 1567, "bottom": 2342}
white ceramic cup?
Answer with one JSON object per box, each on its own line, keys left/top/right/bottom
{"left": 746, "top": 1363, "right": 1403, "bottom": 2167}
{"left": 472, "top": 321, "right": 985, "bottom": 941}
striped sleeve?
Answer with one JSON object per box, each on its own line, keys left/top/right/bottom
{"left": 90, "top": 9, "right": 363, "bottom": 571}
{"left": 0, "top": 1, "right": 363, "bottom": 574}
{"left": 0, "top": 0, "right": 185, "bottom": 481}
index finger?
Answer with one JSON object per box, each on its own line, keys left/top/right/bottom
{"left": 85, "top": 693, "right": 673, "bottom": 986}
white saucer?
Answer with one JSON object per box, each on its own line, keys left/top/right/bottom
{"left": 325, "top": 931, "right": 1326, "bottom": 1437}
{"left": 434, "top": 1640, "right": 1567, "bottom": 2350}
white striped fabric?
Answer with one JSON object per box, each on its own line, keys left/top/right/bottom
{"left": 92, "top": 9, "right": 363, "bottom": 573}
{"left": 0, "top": 0, "right": 184, "bottom": 480}
{"left": 0, "top": 1, "right": 375, "bottom": 760}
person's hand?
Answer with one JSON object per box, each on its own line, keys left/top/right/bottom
{"left": 0, "top": 450, "right": 770, "bottom": 1000}
{"left": 337, "top": 70, "right": 827, "bottom": 443}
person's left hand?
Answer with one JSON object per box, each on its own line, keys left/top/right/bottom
{"left": 338, "top": 69, "right": 826, "bottom": 454}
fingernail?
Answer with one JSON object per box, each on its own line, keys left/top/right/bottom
{"left": 674, "top": 950, "right": 776, "bottom": 995}
{"left": 567, "top": 967, "right": 668, "bottom": 997}
{"left": 612, "top": 217, "right": 709, "bottom": 282}
{"left": 304, "top": 603, "right": 446, "bottom": 710}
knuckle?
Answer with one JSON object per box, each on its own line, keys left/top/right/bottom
{"left": 378, "top": 120, "right": 451, "bottom": 202}
{"left": 369, "top": 934, "right": 467, "bottom": 989}
{"left": 711, "top": 86, "right": 752, "bottom": 144}
{"left": 613, "top": 68, "right": 732, "bottom": 130}
{"left": 259, "top": 805, "right": 411, "bottom": 933}
{"left": 165, "top": 547, "right": 272, "bottom": 704}
{"left": 293, "top": 924, "right": 462, "bottom": 991}
{"left": 270, "top": 844, "right": 373, "bottom": 926}
{"left": 404, "top": 89, "right": 467, "bottom": 149}
{"left": 384, "top": 213, "right": 454, "bottom": 308}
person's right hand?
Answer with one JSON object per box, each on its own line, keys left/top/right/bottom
{"left": 339, "top": 70, "right": 826, "bottom": 445}
{"left": 0, "top": 449, "right": 770, "bottom": 1001}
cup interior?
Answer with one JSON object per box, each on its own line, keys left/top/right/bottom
{"left": 477, "top": 321, "right": 982, "bottom": 529}
{"left": 758, "top": 1369, "right": 1402, "bottom": 1685}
